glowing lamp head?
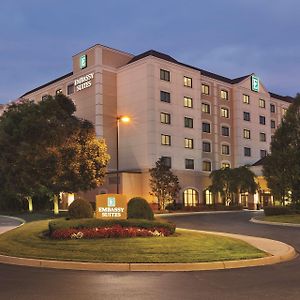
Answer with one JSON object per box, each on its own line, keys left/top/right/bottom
{"left": 120, "top": 116, "right": 130, "bottom": 123}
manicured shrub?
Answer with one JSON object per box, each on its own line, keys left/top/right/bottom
{"left": 68, "top": 198, "right": 94, "bottom": 219}
{"left": 165, "top": 202, "right": 183, "bottom": 211}
{"left": 264, "top": 206, "right": 292, "bottom": 216}
{"left": 127, "top": 197, "right": 154, "bottom": 220}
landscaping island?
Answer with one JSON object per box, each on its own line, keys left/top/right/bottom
{"left": 262, "top": 215, "right": 300, "bottom": 224}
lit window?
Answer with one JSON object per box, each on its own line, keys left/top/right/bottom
{"left": 270, "top": 104, "right": 276, "bottom": 113}
{"left": 243, "top": 129, "right": 251, "bottom": 139}
{"left": 202, "top": 84, "right": 210, "bottom": 95}
{"left": 56, "top": 89, "right": 62, "bottom": 95}
{"left": 221, "top": 126, "right": 230, "bottom": 137}
{"left": 160, "top": 69, "right": 170, "bottom": 81}
{"left": 204, "top": 189, "right": 213, "bottom": 205}
{"left": 243, "top": 94, "right": 250, "bottom": 104}
{"left": 221, "top": 144, "right": 230, "bottom": 155}
{"left": 185, "top": 159, "right": 194, "bottom": 170}
{"left": 184, "top": 117, "right": 193, "bottom": 128}
{"left": 221, "top": 162, "right": 230, "bottom": 169}
{"left": 183, "top": 188, "right": 198, "bottom": 206}
{"left": 202, "top": 141, "right": 211, "bottom": 152}
{"left": 161, "top": 134, "right": 171, "bottom": 146}
{"left": 282, "top": 108, "right": 287, "bottom": 115}
{"left": 271, "top": 120, "right": 276, "bottom": 129}
{"left": 259, "top": 99, "right": 266, "bottom": 108}
{"left": 67, "top": 84, "right": 74, "bottom": 95}
{"left": 160, "top": 112, "right": 171, "bottom": 124}
{"left": 184, "top": 76, "right": 192, "bottom": 88}
{"left": 202, "top": 103, "right": 210, "bottom": 114}
{"left": 259, "top": 115, "right": 266, "bottom": 125}
{"left": 160, "top": 91, "right": 171, "bottom": 103}
{"left": 221, "top": 107, "right": 229, "bottom": 118}
{"left": 203, "top": 160, "right": 212, "bottom": 172}
{"left": 161, "top": 156, "right": 171, "bottom": 168}
{"left": 260, "top": 150, "right": 267, "bottom": 158}
{"left": 220, "top": 90, "right": 228, "bottom": 100}
{"left": 184, "top": 138, "right": 194, "bottom": 149}
{"left": 184, "top": 96, "right": 193, "bottom": 108}
{"left": 260, "top": 132, "right": 266, "bottom": 142}
{"left": 202, "top": 122, "right": 211, "bottom": 133}
{"left": 244, "top": 147, "right": 251, "bottom": 157}
{"left": 243, "top": 112, "right": 250, "bottom": 121}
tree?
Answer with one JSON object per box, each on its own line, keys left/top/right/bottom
{"left": 149, "top": 158, "right": 181, "bottom": 210}
{"left": 0, "top": 94, "right": 110, "bottom": 213}
{"left": 209, "top": 166, "right": 258, "bottom": 206}
{"left": 263, "top": 94, "right": 300, "bottom": 206}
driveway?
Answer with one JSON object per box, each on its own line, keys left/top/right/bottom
{"left": 0, "top": 211, "right": 299, "bottom": 300}
{"left": 0, "top": 215, "right": 23, "bottom": 234}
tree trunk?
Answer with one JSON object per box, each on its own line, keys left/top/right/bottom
{"left": 53, "top": 194, "right": 59, "bottom": 215}
{"left": 27, "top": 196, "right": 33, "bottom": 212}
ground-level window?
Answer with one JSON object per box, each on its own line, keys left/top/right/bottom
{"left": 204, "top": 189, "right": 213, "bottom": 205}
{"left": 183, "top": 188, "right": 199, "bottom": 206}
{"left": 241, "top": 192, "right": 248, "bottom": 207}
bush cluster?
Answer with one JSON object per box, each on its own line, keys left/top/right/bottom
{"left": 68, "top": 198, "right": 94, "bottom": 219}
{"left": 264, "top": 206, "right": 292, "bottom": 216}
{"left": 165, "top": 202, "right": 183, "bottom": 211}
{"left": 127, "top": 197, "right": 154, "bottom": 220}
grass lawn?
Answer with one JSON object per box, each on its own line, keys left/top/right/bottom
{"left": 0, "top": 220, "right": 266, "bottom": 263}
{"left": 263, "top": 214, "right": 300, "bottom": 224}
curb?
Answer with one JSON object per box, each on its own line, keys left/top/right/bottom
{"left": 0, "top": 227, "right": 297, "bottom": 272}
{"left": 250, "top": 217, "right": 300, "bottom": 228}
{"left": 156, "top": 210, "right": 248, "bottom": 217}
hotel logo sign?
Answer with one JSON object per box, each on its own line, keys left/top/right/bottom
{"left": 96, "top": 194, "right": 127, "bottom": 219}
{"left": 251, "top": 75, "right": 259, "bottom": 92}
{"left": 74, "top": 73, "right": 94, "bottom": 92}
{"left": 80, "top": 54, "right": 87, "bottom": 69}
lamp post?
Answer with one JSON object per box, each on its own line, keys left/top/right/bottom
{"left": 116, "top": 115, "right": 130, "bottom": 194}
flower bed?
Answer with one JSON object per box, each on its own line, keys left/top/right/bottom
{"left": 50, "top": 224, "right": 172, "bottom": 239}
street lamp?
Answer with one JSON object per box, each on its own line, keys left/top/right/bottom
{"left": 116, "top": 115, "right": 130, "bottom": 194}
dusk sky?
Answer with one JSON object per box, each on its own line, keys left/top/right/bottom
{"left": 1, "top": 0, "right": 299, "bottom": 104}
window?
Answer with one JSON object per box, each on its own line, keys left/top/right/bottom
{"left": 221, "top": 144, "right": 230, "bottom": 155}
{"left": 56, "top": 89, "right": 62, "bottom": 95}
{"left": 202, "top": 122, "right": 211, "bottom": 133}
{"left": 271, "top": 120, "right": 276, "bottom": 129}
{"left": 184, "top": 76, "right": 192, "bottom": 88}
{"left": 259, "top": 115, "right": 266, "bottom": 125}
{"left": 202, "top": 141, "right": 211, "bottom": 152}
{"left": 184, "top": 96, "right": 193, "bottom": 108}
{"left": 202, "top": 103, "right": 210, "bottom": 114}
{"left": 160, "top": 112, "right": 171, "bottom": 124}
{"left": 160, "top": 69, "right": 170, "bottom": 81}
{"left": 270, "top": 104, "right": 276, "bottom": 113}
{"left": 243, "top": 94, "right": 250, "bottom": 104}
{"left": 259, "top": 99, "right": 266, "bottom": 108}
{"left": 203, "top": 160, "right": 212, "bottom": 172}
{"left": 160, "top": 91, "right": 170, "bottom": 103}
{"left": 260, "top": 132, "right": 266, "bottom": 142}
{"left": 184, "top": 138, "right": 194, "bottom": 149}
{"left": 41, "top": 95, "right": 48, "bottom": 101}
{"left": 204, "top": 189, "right": 213, "bottom": 205}
{"left": 184, "top": 117, "right": 193, "bottom": 128}
{"left": 183, "top": 188, "right": 199, "bottom": 206}
{"left": 282, "top": 108, "right": 287, "bottom": 115}
{"left": 243, "top": 112, "right": 250, "bottom": 121}
{"left": 67, "top": 84, "right": 74, "bottom": 95}
{"left": 243, "top": 129, "right": 251, "bottom": 139}
{"left": 161, "top": 156, "right": 171, "bottom": 168}
{"left": 221, "top": 126, "right": 230, "bottom": 136}
{"left": 244, "top": 147, "right": 251, "bottom": 157}
{"left": 260, "top": 150, "right": 267, "bottom": 158}
{"left": 221, "top": 107, "right": 229, "bottom": 118}
{"left": 185, "top": 159, "right": 194, "bottom": 170}
{"left": 161, "top": 134, "right": 171, "bottom": 146}
{"left": 221, "top": 162, "right": 231, "bottom": 169}
{"left": 202, "top": 84, "right": 210, "bottom": 95}
{"left": 220, "top": 90, "right": 228, "bottom": 100}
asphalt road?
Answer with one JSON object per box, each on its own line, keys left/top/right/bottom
{"left": 0, "top": 212, "right": 300, "bottom": 300}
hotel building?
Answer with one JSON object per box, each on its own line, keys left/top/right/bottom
{"left": 6, "top": 44, "right": 294, "bottom": 209}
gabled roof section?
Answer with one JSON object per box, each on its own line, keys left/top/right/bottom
{"left": 21, "top": 72, "right": 73, "bottom": 98}
{"left": 252, "top": 156, "right": 267, "bottom": 167}
{"left": 269, "top": 92, "right": 294, "bottom": 103}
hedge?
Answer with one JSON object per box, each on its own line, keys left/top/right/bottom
{"left": 263, "top": 206, "right": 292, "bottom": 216}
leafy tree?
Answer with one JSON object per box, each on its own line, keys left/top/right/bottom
{"left": 149, "top": 158, "right": 181, "bottom": 210}
{"left": 263, "top": 94, "right": 300, "bottom": 206}
{"left": 209, "top": 166, "right": 258, "bottom": 206}
{"left": 0, "top": 94, "right": 110, "bottom": 213}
